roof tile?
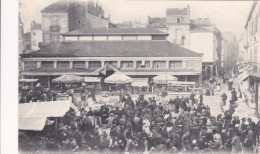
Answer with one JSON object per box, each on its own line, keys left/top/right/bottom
{"left": 22, "top": 41, "right": 203, "bottom": 58}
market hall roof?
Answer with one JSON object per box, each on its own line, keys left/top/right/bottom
{"left": 21, "top": 41, "right": 203, "bottom": 58}
{"left": 62, "top": 28, "right": 169, "bottom": 36}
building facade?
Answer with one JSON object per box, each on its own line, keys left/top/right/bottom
{"left": 244, "top": 1, "right": 260, "bottom": 73}
{"left": 20, "top": 28, "right": 203, "bottom": 88}
{"left": 31, "top": 21, "right": 43, "bottom": 51}
{"left": 166, "top": 6, "right": 191, "bottom": 49}
{"left": 190, "top": 19, "right": 222, "bottom": 79}
{"left": 41, "top": 0, "right": 110, "bottom": 44}
{"left": 23, "top": 32, "right": 31, "bottom": 54}
{"left": 19, "top": 14, "right": 24, "bottom": 55}
{"left": 221, "top": 32, "right": 239, "bottom": 72}
{"left": 148, "top": 6, "right": 223, "bottom": 79}
{"left": 243, "top": 1, "right": 260, "bottom": 116}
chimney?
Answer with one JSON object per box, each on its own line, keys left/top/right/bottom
{"left": 187, "top": 5, "right": 190, "bottom": 14}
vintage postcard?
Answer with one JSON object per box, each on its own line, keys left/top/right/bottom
{"left": 12, "top": 0, "right": 260, "bottom": 153}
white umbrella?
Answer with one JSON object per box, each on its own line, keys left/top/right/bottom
{"left": 52, "top": 74, "right": 84, "bottom": 83}
{"left": 104, "top": 72, "right": 132, "bottom": 84}
{"left": 153, "top": 73, "right": 178, "bottom": 84}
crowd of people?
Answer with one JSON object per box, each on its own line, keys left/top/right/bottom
{"left": 19, "top": 86, "right": 57, "bottom": 103}
{"left": 19, "top": 90, "right": 260, "bottom": 153}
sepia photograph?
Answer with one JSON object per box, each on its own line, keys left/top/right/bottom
{"left": 11, "top": 0, "right": 260, "bottom": 153}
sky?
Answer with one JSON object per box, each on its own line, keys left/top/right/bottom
{"left": 19, "top": 0, "right": 253, "bottom": 38}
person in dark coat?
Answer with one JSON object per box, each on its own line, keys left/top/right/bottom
{"left": 174, "top": 96, "right": 181, "bottom": 113}
{"left": 190, "top": 92, "right": 195, "bottom": 105}
{"left": 180, "top": 96, "right": 188, "bottom": 111}
{"left": 221, "top": 92, "right": 227, "bottom": 106}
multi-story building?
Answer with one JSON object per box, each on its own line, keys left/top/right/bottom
{"left": 148, "top": 6, "right": 190, "bottom": 49}
{"left": 190, "top": 18, "right": 222, "bottom": 78}
{"left": 41, "top": 0, "right": 110, "bottom": 44}
{"left": 19, "top": 14, "right": 24, "bottom": 55}
{"left": 221, "top": 32, "right": 239, "bottom": 72}
{"left": 166, "top": 6, "right": 191, "bottom": 49}
{"left": 244, "top": 1, "right": 260, "bottom": 73}
{"left": 31, "top": 21, "right": 42, "bottom": 51}
{"left": 20, "top": 28, "right": 203, "bottom": 88}
{"left": 23, "top": 32, "right": 31, "bottom": 54}
{"left": 243, "top": 1, "right": 260, "bottom": 115}
{"left": 148, "top": 6, "right": 223, "bottom": 79}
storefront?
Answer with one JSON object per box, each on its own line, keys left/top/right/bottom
{"left": 249, "top": 73, "right": 260, "bottom": 117}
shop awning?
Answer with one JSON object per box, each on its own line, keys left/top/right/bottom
{"left": 238, "top": 72, "right": 249, "bottom": 82}
{"left": 131, "top": 78, "right": 148, "bottom": 87}
{"left": 19, "top": 100, "right": 71, "bottom": 118}
{"left": 19, "top": 79, "right": 39, "bottom": 82}
{"left": 18, "top": 117, "right": 47, "bottom": 131}
{"left": 84, "top": 77, "right": 101, "bottom": 82}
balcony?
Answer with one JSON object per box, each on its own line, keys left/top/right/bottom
{"left": 50, "top": 25, "right": 60, "bottom": 32}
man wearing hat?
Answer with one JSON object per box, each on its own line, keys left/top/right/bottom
{"left": 248, "top": 118, "right": 257, "bottom": 147}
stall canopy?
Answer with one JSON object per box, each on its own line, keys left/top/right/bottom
{"left": 131, "top": 78, "right": 148, "bottom": 87}
{"left": 19, "top": 100, "right": 71, "bottom": 117}
{"left": 84, "top": 77, "right": 101, "bottom": 82}
{"left": 169, "top": 81, "right": 196, "bottom": 85}
{"left": 18, "top": 100, "right": 73, "bottom": 131}
{"left": 105, "top": 72, "right": 132, "bottom": 84}
{"left": 19, "top": 79, "right": 39, "bottom": 82}
{"left": 52, "top": 74, "right": 84, "bottom": 83}
{"left": 153, "top": 74, "right": 178, "bottom": 84}
{"left": 19, "top": 117, "right": 47, "bottom": 131}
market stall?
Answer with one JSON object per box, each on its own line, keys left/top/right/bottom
{"left": 52, "top": 74, "right": 84, "bottom": 93}
{"left": 19, "top": 78, "right": 39, "bottom": 90}
{"left": 104, "top": 71, "right": 132, "bottom": 92}
{"left": 84, "top": 77, "right": 102, "bottom": 93}
{"left": 131, "top": 78, "right": 149, "bottom": 94}
{"left": 18, "top": 100, "right": 78, "bottom": 131}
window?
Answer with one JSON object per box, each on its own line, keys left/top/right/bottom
{"left": 57, "top": 61, "right": 70, "bottom": 69}
{"left": 186, "top": 61, "right": 200, "bottom": 70}
{"left": 51, "top": 16, "right": 59, "bottom": 26}
{"left": 26, "top": 45, "right": 30, "bottom": 50}
{"left": 33, "top": 32, "right": 36, "bottom": 36}
{"left": 153, "top": 61, "right": 166, "bottom": 68}
{"left": 41, "top": 61, "right": 54, "bottom": 69}
{"left": 42, "top": 17, "right": 50, "bottom": 29}
{"left": 43, "top": 34, "right": 51, "bottom": 43}
{"left": 137, "top": 61, "right": 150, "bottom": 68}
{"left": 104, "top": 61, "right": 118, "bottom": 68}
{"left": 24, "top": 61, "right": 37, "bottom": 71}
{"left": 121, "top": 61, "right": 134, "bottom": 68}
{"left": 89, "top": 61, "right": 101, "bottom": 69}
{"left": 122, "top": 36, "right": 137, "bottom": 40}
{"left": 51, "top": 35, "right": 59, "bottom": 42}
{"left": 176, "top": 29, "right": 182, "bottom": 44}
{"left": 73, "top": 61, "right": 85, "bottom": 69}
{"left": 64, "top": 36, "right": 78, "bottom": 41}
{"left": 176, "top": 17, "right": 181, "bottom": 23}
{"left": 254, "top": 46, "right": 258, "bottom": 64}
{"left": 33, "top": 40, "right": 36, "bottom": 46}
{"left": 250, "top": 49, "right": 253, "bottom": 62}
{"left": 169, "top": 61, "right": 182, "bottom": 68}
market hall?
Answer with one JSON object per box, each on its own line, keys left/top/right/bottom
{"left": 20, "top": 28, "right": 203, "bottom": 95}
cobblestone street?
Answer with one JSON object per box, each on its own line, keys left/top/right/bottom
{"left": 204, "top": 77, "right": 258, "bottom": 122}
